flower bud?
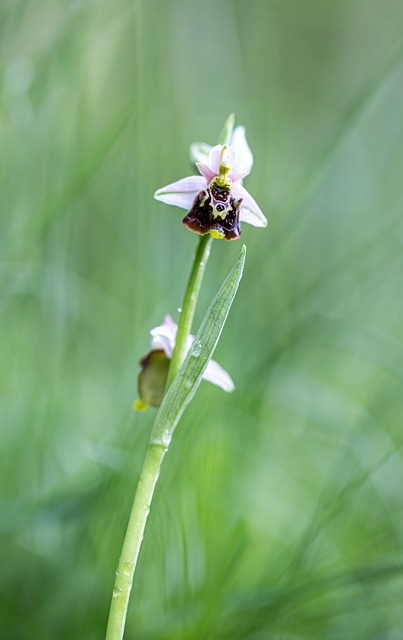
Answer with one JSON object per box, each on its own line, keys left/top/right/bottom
{"left": 136, "top": 350, "right": 170, "bottom": 410}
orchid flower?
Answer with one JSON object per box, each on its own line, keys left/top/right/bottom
{"left": 107, "top": 117, "right": 252, "bottom": 640}
{"left": 135, "top": 315, "right": 234, "bottom": 410}
{"left": 154, "top": 123, "right": 267, "bottom": 241}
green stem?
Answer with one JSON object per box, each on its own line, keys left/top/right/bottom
{"left": 166, "top": 233, "right": 213, "bottom": 388}
{"left": 105, "top": 234, "right": 213, "bottom": 640}
{"left": 105, "top": 443, "right": 166, "bottom": 640}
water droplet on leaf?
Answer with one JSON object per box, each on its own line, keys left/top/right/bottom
{"left": 192, "top": 340, "right": 202, "bottom": 356}
{"left": 123, "top": 561, "right": 134, "bottom": 577}
{"left": 161, "top": 429, "right": 171, "bottom": 447}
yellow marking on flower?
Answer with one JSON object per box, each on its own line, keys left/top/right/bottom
{"left": 133, "top": 399, "right": 149, "bottom": 412}
{"left": 215, "top": 167, "right": 231, "bottom": 188}
{"left": 209, "top": 229, "right": 225, "bottom": 239}
{"left": 216, "top": 145, "right": 235, "bottom": 188}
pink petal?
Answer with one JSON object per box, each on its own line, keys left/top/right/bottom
{"left": 229, "top": 171, "right": 248, "bottom": 183}
{"left": 154, "top": 175, "right": 206, "bottom": 210}
{"left": 203, "top": 359, "right": 235, "bottom": 392}
{"left": 232, "top": 183, "right": 267, "bottom": 228}
{"left": 196, "top": 162, "right": 216, "bottom": 184}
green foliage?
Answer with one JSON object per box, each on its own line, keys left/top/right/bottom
{"left": 1, "top": 0, "right": 403, "bottom": 638}
{"left": 153, "top": 246, "right": 245, "bottom": 447}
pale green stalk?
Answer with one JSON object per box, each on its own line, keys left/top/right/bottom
{"left": 105, "top": 235, "right": 213, "bottom": 640}
{"left": 105, "top": 442, "right": 166, "bottom": 640}
{"left": 166, "top": 234, "right": 212, "bottom": 387}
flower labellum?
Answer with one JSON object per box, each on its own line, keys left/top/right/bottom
{"left": 154, "top": 118, "right": 267, "bottom": 241}
{"left": 183, "top": 154, "right": 243, "bottom": 240}
{"left": 134, "top": 315, "right": 234, "bottom": 410}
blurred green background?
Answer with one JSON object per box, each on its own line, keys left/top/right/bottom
{"left": 2, "top": 0, "right": 403, "bottom": 638}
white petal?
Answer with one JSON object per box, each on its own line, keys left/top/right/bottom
{"left": 208, "top": 144, "right": 236, "bottom": 173}
{"left": 231, "top": 126, "right": 254, "bottom": 174}
{"left": 154, "top": 176, "right": 206, "bottom": 210}
{"left": 162, "top": 314, "right": 177, "bottom": 334}
{"left": 190, "top": 141, "right": 211, "bottom": 165}
{"left": 233, "top": 183, "right": 267, "bottom": 228}
{"left": 149, "top": 316, "right": 234, "bottom": 393}
{"left": 150, "top": 315, "right": 177, "bottom": 358}
{"left": 208, "top": 145, "right": 223, "bottom": 174}
{"left": 220, "top": 145, "right": 235, "bottom": 169}
{"left": 150, "top": 335, "right": 172, "bottom": 358}
{"left": 229, "top": 170, "right": 248, "bottom": 183}
{"left": 203, "top": 358, "right": 235, "bottom": 392}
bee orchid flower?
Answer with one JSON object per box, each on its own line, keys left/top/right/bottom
{"left": 135, "top": 315, "right": 235, "bottom": 410}
{"left": 154, "top": 125, "right": 267, "bottom": 241}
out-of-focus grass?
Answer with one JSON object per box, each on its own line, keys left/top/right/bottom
{"left": 2, "top": 0, "right": 403, "bottom": 638}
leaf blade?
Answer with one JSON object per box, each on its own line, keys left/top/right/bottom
{"left": 151, "top": 245, "right": 246, "bottom": 446}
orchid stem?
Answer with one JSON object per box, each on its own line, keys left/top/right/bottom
{"left": 166, "top": 233, "right": 213, "bottom": 387}
{"left": 105, "top": 233, "right": 213, "bottom": 640}
{"left": 105, "top": 443, "right": 166, "bottom": 640}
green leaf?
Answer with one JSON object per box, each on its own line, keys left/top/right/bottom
{"left": 151, "top": 244, "right": 246, "bottom": 446}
